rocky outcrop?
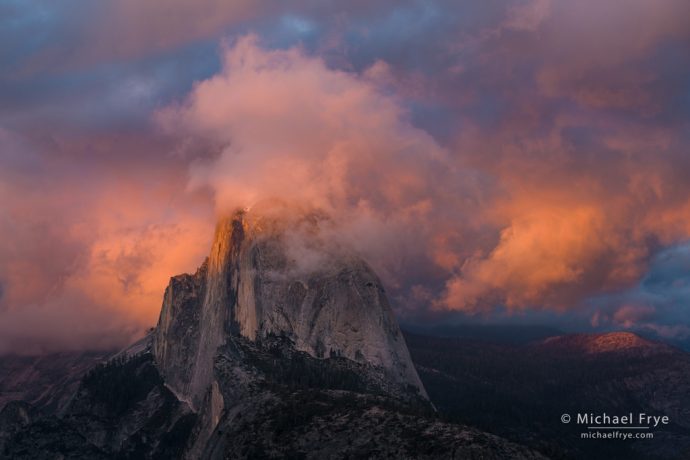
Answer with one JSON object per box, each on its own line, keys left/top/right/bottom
{"left": 153, "top": 209, "right": 426, "bottom": 411}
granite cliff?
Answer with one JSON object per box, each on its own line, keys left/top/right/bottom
{"left": 153, "top": 209, "right": 426, "bottom": 411}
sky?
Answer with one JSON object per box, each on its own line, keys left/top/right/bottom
{"left": 1, "top": 0, "right": 690, "bottom": 354}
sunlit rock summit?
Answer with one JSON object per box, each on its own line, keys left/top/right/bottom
{"left": 153, "top": 208, "right": 426, "bottom": 410}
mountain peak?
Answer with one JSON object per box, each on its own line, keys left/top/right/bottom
{"left": 539, "top": 331, "right": 672, "bottom": 355}
{"left": 153, "top": 208, "right": 427, "bottom": 411}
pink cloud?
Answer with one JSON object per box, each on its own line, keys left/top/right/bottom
{"left": 0, "top": 129, "right": 214, "bottom": 354}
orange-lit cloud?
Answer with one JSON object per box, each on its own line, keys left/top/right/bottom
{"left": 2, "top": 0, "right": 690, "bottom": 353}
{"left": 438, "top": 106, "right": 690, "bottom": 312}
{"left": 159, "top": 36, "right": 690, "bottom": 318}
{"left": 0, "top": 129, "right": 213, "bottom": 354}
{"left": 158, "top": 35, "right": 448, "bottom": 215}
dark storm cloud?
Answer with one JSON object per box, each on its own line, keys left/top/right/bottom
{"left": 585, "top": 243, "right": 690, "bottom": 342}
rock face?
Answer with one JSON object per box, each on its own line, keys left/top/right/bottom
{"left": 153, "top": 210, "right": 426, "bottom": 410}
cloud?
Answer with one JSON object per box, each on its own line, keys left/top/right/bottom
{"left": 0, "top": 128, "right": 214, "bottom": 354}
{"left": 159, "top": 33, "right": 690, "bottom": 320}
{"left": 158, "top": 35, "right": 448, "bottom": 213}
{"left": 437, "top": 110, "right": 690, "bottom": 311}
{"left": 440, "top": 205, "right": 612, "bottom": 311}
{"left": 503, "top": 0, "right": 551, "bottom": 32}
{"left": 585, "top": 242, "right": 690, "bottom": 341}
{"left": 88, "top": 0, "right": 269, "bottom": 60}
{"left": 156, "top": 36, "right": 467, "bottom": 292}
{"left": 612, "top": 305, "right": 657, "bottom": 328}
{"left": 2, "top": 0, "right": 690, "bottom": 353}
